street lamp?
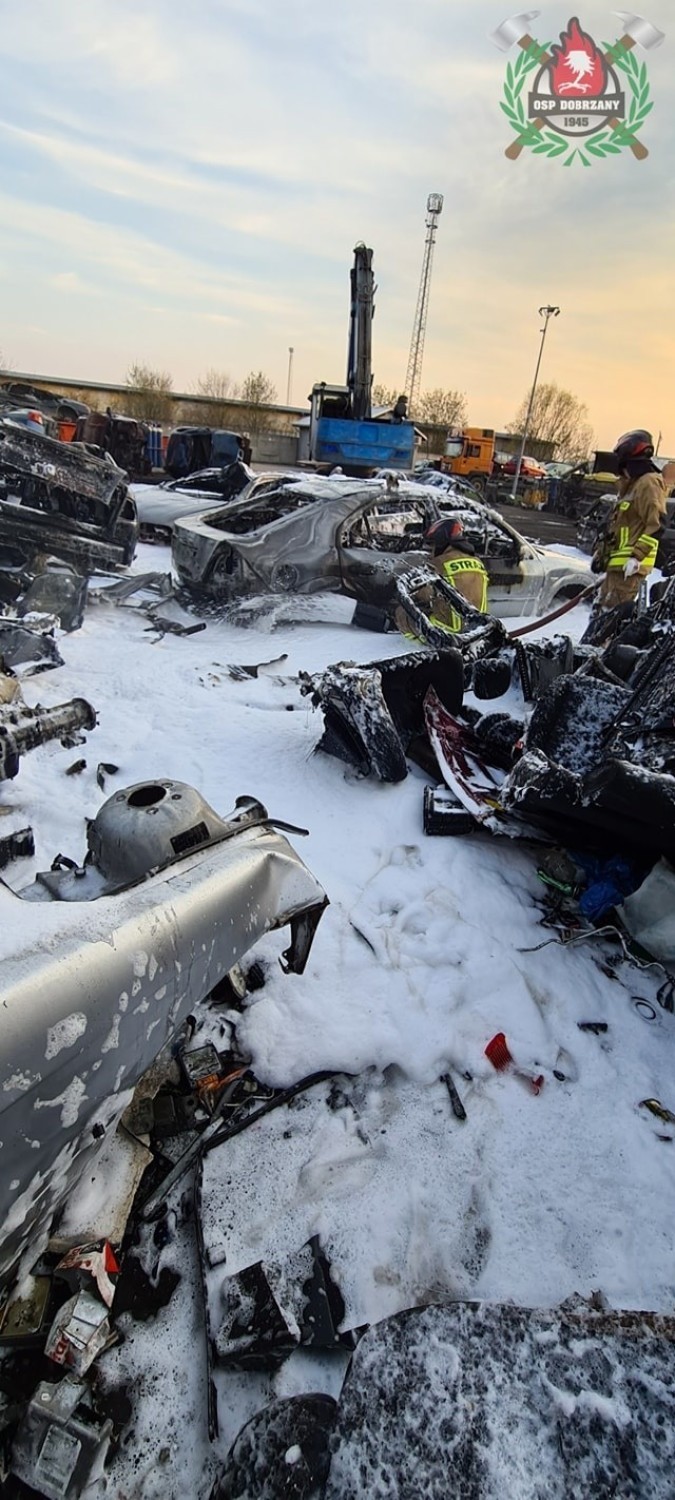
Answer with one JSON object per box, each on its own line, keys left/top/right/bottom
{"left": 511, "top": 305, "right": 560, "bottom": 500}
{"left": 286, "top": 347, "right": 294, "bottom": 406}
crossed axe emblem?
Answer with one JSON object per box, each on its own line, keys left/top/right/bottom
{"left": 491, "top": 9, "right": 664, "bottom": 160}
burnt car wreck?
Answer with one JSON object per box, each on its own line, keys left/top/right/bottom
{"left": 303, "top": 569, "right": 675, "bottom": 867}
{"left": 0, "top": 424, "right": 138, "bottom": 574}
{"left": 172, "top": 473, "right": 591, "bottom": 619}
{"left": 0, "top": 780, "right": 328, "bottom": 1290}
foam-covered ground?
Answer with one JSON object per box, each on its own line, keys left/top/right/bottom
{"left": 2, "top": 547, "right": 673, "bottom": 1496}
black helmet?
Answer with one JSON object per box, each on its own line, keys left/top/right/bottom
{"left": 613, "top": 430, "right": 654, "bottom": 467}
{"left": 425, "top": 517, "right": 464, "bottom": 555}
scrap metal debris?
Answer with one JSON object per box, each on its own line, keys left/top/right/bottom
{"left": 95, "top": 761, "right": 119, "bottom": 790}
{"left": 10, "top": 1376, "right": 113, "bottom": 1500}
{"left": 300, "top": 646, "right": 465, "bottom": 783}
{"left": 0, "top": 424, "right": 138, "bottom": 573}
{"left": 18, "top": 562, "right": 89, "bottom": 632}
{"left": 0, "top": 826, "right": 34, "bottom": 868}
{"left": 64, "top": 758, "right": 86, "bottom": 777}
{"left": 324, "top": 1300, "right": 675, "bottom": 1497}
{"left": 0, "top": 621, "right": 64, "bottom": 675}
{"left": 0, "top": 779, "right": 328, "bottom": 1288}
{"left": 0, "top": 697, "right": 96, "bottom": 782}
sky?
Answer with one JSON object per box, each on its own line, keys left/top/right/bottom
{"left": 0, "top": 0, "right": 672, "bottom": 449}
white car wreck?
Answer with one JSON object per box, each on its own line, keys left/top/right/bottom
{"left": 171, "top": 475, "right": 592, "bottom": 619}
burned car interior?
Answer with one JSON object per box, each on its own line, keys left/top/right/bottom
{"left": 209, "top": 487, "right": 319, "bottom": 536}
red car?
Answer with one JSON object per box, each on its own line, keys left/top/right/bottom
{"left": 502, "top": 455, "right": 548, "bottom": 480}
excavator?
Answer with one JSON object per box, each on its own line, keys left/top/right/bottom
{"left": 308, "top": 245, "right": 416, "bottom": 476}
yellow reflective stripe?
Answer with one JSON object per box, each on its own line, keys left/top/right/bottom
{"left": 430, "top": 611, "right": 462, "bottom": 634}
{"left": 638, "top": 534, "right": 659, "bottom": 562}
{"left": 442, "top": 557, "right": 481, "bottom": 574}
{"left": 609, "top": 533, "right": 659, "bottom": 571}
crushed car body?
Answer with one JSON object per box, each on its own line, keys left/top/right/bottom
{"left": 0, "top": 779, "right": 328, "bottom": 1287}
{"left": 0, "top": 424, "right": 138, "bottom": 573}
{"left": 171, "top": 474, "right": 592, "bottom": 618}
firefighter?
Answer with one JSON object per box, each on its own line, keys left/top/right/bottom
{"left": 394, "top": 517, "right": 489, "bottom": 640}
{"left": 425, "top": 517, "right": 489, "bottom": 625}
{"left": 593, "top": 430, "right": 667, "bottom": 610}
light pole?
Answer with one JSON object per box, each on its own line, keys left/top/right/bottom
{"left": 511, "top": 305, "right": 560, "bottom": 500}
{"left": 286, "top": 347, "right": 294, "bottom": 406}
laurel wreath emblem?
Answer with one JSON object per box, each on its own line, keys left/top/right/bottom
{"left": 501, "top": 41, "right": 653, "bottom": 165}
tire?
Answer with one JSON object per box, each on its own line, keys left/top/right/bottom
{"left": 472, "top": 657, "right": 512, "bottom": 701}
{"left": 270, "top": 562, "right": 300, "bottom": 592}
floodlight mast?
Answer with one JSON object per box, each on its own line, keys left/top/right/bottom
{"left": 404, "top": 193, "right": 444, "bottom": 414}
{"left": 511, "top": 305, "right": 560, "bottom": 499}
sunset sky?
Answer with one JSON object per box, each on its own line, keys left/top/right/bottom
{"left": 0, "top": 1, "right": 672, "bottom": 449}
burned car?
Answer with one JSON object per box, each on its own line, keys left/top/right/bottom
{"left": 0, "top": 424, "right": 138, "bottom": 573}
{"left": 172, "top": 475, "right": 592, "bottom": 618}
{"left": 0, "top": 779, "right": 328, "bottom": 1287}
{"left": 132, "top": 460, "right": 255, "bottom": 539}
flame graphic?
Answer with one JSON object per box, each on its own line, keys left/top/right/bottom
{"left": 550, "top": 17, "right": 607, "bottom": 98}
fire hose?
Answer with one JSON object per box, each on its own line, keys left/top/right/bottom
{"left": 507, "top": 582, "right": 602, "bottom": 640}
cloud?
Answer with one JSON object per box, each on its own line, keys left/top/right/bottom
{"left": 0, "top": 0, "right": 672, "bottom": 447}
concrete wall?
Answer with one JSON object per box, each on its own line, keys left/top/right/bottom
{"left": 250, "top": 431, "right": 299, "bottom": 466}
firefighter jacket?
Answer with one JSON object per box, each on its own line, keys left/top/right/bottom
{"left": 601, "top": 472, "right": 667, "bottom": 576}
{"left": 431, "top": 547, "right": 489, "bottom": 627}
{"left": 394, "top": 548, "right": 489, "bottom": 641}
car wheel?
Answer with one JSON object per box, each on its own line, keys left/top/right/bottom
{"left": 271, "top": 562, "right": 300, "bottom": 592}
{"left": 551, "top": 584, "right": 586, "bottom": 606}
{"left": 472, "top": 657, "right": 512, "bottom": 700}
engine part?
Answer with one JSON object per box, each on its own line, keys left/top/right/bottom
{"left": 10, "top": 1377, "right": 112, "bottom": 1500}
{"left": 0, "top": 697, "right": 96, "bottom": 781}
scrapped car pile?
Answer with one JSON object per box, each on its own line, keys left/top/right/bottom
{"left": 0, "top": 445, "right": 674, "bottom": 1498}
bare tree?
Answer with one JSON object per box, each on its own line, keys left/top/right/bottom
{"left": 239, "top": 370, "right": 277, "bottom": 433}
{"left": 186, "top": 369, "right": 242, "bottom": 427}
{"left": 508, "top": 382, "right": 594, "bottom": 462}
{"left": 125, "top": 364, "right": 174, "bottom": 425}
{"left": 416, "top": 388, "right": 468, "bottom": 429}
{"left": 372, "top": 383, "right": 401, "bottom": 409}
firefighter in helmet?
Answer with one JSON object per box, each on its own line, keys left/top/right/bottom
{"left": 394, "top": 516, "right": 489, "bottom": 639}
{"left": 424, "top": 517, "right": 489, "bottom": 627}
{"left": 593, "top": 430, "right": 667, "bottom": 610}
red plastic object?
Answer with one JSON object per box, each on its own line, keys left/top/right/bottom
{"left": 485, "top": 1033, "right": 513, "bottom": 1072}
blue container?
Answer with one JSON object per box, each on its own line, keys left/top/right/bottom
{"left": 145, "top": 426, "right": 163, "bottom": 469}
{"left": 314, "top": 418, "right": 415, "bottom": 471}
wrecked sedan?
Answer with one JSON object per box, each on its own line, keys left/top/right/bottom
{"left": 0, "top": 423, "right": 138, "bottom": 573}
{"left": 171, "top": 475, "right": 592, "bottom": 618}
{"left": 132, "top": 460, "right": 256, "bottom": 539}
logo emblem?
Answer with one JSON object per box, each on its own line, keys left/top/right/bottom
{"left": 491, "top": 11, "right": 664, "bottom": 164}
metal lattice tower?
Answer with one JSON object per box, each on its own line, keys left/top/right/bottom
{"left": 404, "top": 193, "right": 444, "bottom": 414}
